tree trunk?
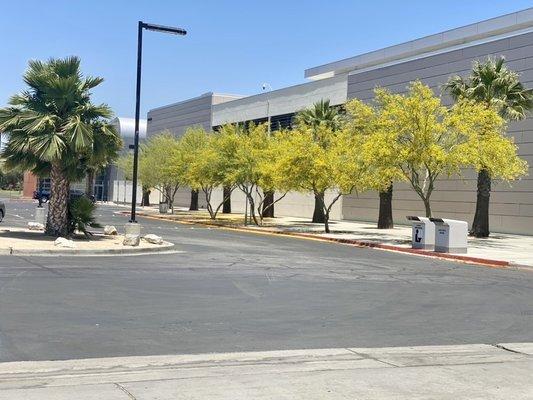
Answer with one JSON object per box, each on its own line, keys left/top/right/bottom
{"left": 312, "top": 192, "right": 325, "bottom": 223}
{"left": 222, "top": 186, "right": 232, "bottom": 213}
{"left": 46, "top": 163, "right": 70, "bottom": 237}
{"left": 262, "top": 191, "right": 275, "bottom": 218}
{"left": 248, "top": 195, "right": 260, "bottom": 225}
{"left": 141, "top": 187, "right": 151, "bottom": 206}
{"left": 423, "top": 198, "right": 432, "bottom": 218}
{"left": 377, "top": 184, "right": 394, "bottom": 229}
{"left": 471, "top": 168, "right": 491, "bottom": 238}
{"left": 86, "top": 169, "right": 95, "bottom": 197}
{"left": 324, "top": 213, "right": 330, "bottom": 233}
{"left": 189, "top": 189, "right": 199, "bottom": 211}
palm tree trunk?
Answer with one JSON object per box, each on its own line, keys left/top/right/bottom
{"left": 312, "top": 192, "right": 325, "bottom": 223}
{"left": 85, "top": 169, "right": 95, "bottom": 197}
{"left": 471, "top": 169, "right": 491, "bottom": 237}
{"left": 377, "top": 184, "right": 393, "bottom": 229}
{"left": 46, "top": 163, "right": 70, "bottom": 237}
{"left": 262, "top": 191, "right": 274, "bottom": 218}
{"left": 222, "top": 186, "right": 232, "bottom": 213}
{"left": 189, "top": 189, "right": 199, "bottom": 211}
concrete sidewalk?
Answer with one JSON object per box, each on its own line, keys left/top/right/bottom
{"left": 0, "top": 343, "right": 531, "bottom": 399}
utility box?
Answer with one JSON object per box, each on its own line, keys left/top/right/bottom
{"left": 406, "top": 216, "right": 435, "bottom": 250}
{"left": 159, "top": 202, "right": 169, "bottom": 214}
{"left": 35, "top": 206, "right": 46, "bottom": 225}
{"left": 429, "top": 218, "right": 468, "bottom": 253}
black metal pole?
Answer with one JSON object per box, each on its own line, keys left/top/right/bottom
{"left": 130, "top": 21, "right": 144, "bottom": 223}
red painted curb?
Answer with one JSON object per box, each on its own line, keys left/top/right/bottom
{"left": 121, "top": 211, "right": 512, "bottom": 269}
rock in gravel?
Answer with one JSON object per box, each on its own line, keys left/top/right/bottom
{"left": 103, "top": 225, "right": 118, "bottom": 235}
{"left": 54, "top": 237, "right": 76, "bottom": 248}
{"left": 144, "top": 234, "right": 163, "bottom": 245}
{"left": 28, "top": 222, "right": 45, "bottom": 231}
{"left": 123, "top": 234, "right": 140, "bottom": 247}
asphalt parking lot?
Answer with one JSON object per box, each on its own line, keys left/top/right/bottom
{"left": 0, "top": 199, "right": 532, "bottom": 362}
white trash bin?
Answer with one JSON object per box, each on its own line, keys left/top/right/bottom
{"left": 406, "top": 216, "right": 435, "bottom": 250}
{"left": 429, "top": 218, "right": 468, "bottom": 253}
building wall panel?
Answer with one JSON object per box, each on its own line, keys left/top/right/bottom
{"left": 346, "top": 30, "right": 533, "bottom": 234}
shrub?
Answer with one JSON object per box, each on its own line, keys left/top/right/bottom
{"left": 68, "top": 197, "right": 100, "bottom": 236}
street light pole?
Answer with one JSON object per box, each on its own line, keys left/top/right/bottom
{"left": 261, "top": 83, "right": 275, "bottom": 219}
{"left": 130, "top": 21, "right": 144, "bottom": 223}
{"left": 262, "top": 83, "right": 272, "bottom": 134}
{"left": 130, "top": 21, "right": 187, "bottom": 223}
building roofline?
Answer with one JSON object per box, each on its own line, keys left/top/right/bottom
{"left": 305, "top": 7, "right": 533, "bottom": 80}
{"left": 212, "top": 73, "right": 348, "bottom": 111}
{"left": 148, "top": 92, "right": 214, "bottom": 113}
{"left": 148, "top": 92, "right": 245, "bottom": 113}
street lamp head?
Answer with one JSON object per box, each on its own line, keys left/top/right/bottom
{"left": 141, "top": 22, "right": 187, "bottom": 36}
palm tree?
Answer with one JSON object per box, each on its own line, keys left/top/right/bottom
{"left": 295, "top": 99, "right": 341, "bottom": 223}
{"left": 444, "top": 56, "right": 533, "bottom": 237}
{"left": 0, "top": 57, "right": 116, "bottom": 236}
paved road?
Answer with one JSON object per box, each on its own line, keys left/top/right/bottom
{"left": 0, "top": 199, "right": 532, "bottom": 362}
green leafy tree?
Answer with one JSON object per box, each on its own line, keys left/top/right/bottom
{"left": 0, "top": 57, "right": 115, "bottom": 236}
{"left": 295, "top": 99, "right": 341, "bottom": 223}
{"left": 444, "top": 56, "right": 533, "bottom": 237}
{"left": 139, "top": 132, "right": 182, "bottom": 213}
{"left": 116, "top": 153, "right": 133, "bottom": 181}
{"left": 0, "top": 160, "right": 24, "bottom": 190}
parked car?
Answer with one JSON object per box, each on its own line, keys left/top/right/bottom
{"left": 33, "top": 189, "right": 95, "bottom": 204}
{"left": 0, "top": 201, "right": 5, "bottom": 223}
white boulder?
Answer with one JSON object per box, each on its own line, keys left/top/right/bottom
{"left": 103, "top": 225, "right": 118, "bottom": 235}
{"left": 54, "top": 237, "right": 76, "bottom": 248}
{"left": 123, "top": 234, "right": 140, "bottom": 247}
{"left": 144, "top": 234, "right": 163, "bottom": 245}
{"left": 28, "top": 222, "right": 45, "bottom": 231}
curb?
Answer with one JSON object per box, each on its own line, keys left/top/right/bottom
{"left": 0, "top": 241, "right": 176, "bottom": 257}
{"left": 124, "top": 211, "right": 529, "bottom": 270}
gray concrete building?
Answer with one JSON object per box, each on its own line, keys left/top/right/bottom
{"left": 146, "top": 93, "right": 241, "bottom": 138}
{"left": 146, "top": 7, "right": 533, "bottom": 234}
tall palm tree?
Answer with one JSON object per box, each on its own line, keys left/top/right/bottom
{"left": 0, "top": 56, "right": 116, "bottom": 236}
{"left": 444, "top": 56, "right": 533, "bottom": 237}
{"left": 295, "top": 99, "right": 341, "bottom": 223}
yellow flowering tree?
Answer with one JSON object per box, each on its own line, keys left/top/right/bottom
{"left": 180, "top": 126, "right": 238, "bottom": 220}
{"left": 223, "top": 123, "right": 291, "bottom": 225}
{"left": 274, "top": 123, "right": 370, "bottom": 233}
{"left": 449, "top": 100, "right": 528, "bottom": 206}
{"left": 351, "top": 81, "right": 527, "bottom": 220}
{"left": 344, "top": 97, "right": 403, "bottom": 228}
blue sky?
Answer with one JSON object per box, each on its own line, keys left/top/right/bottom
{"left": 1, "top": 1, "right": 531, "bottom": 118}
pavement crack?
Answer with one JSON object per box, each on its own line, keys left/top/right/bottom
{"left": 114, "top": 382, "right": 137, "bottom": 399}
{"left": 491, "top": 343, "right": 527, "bottom": 355}
{"left": 344, "top": 348, "right": 399, "bottom": 367}
{"left": 15, "top": 256, "right": 63, "bottom": 276}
